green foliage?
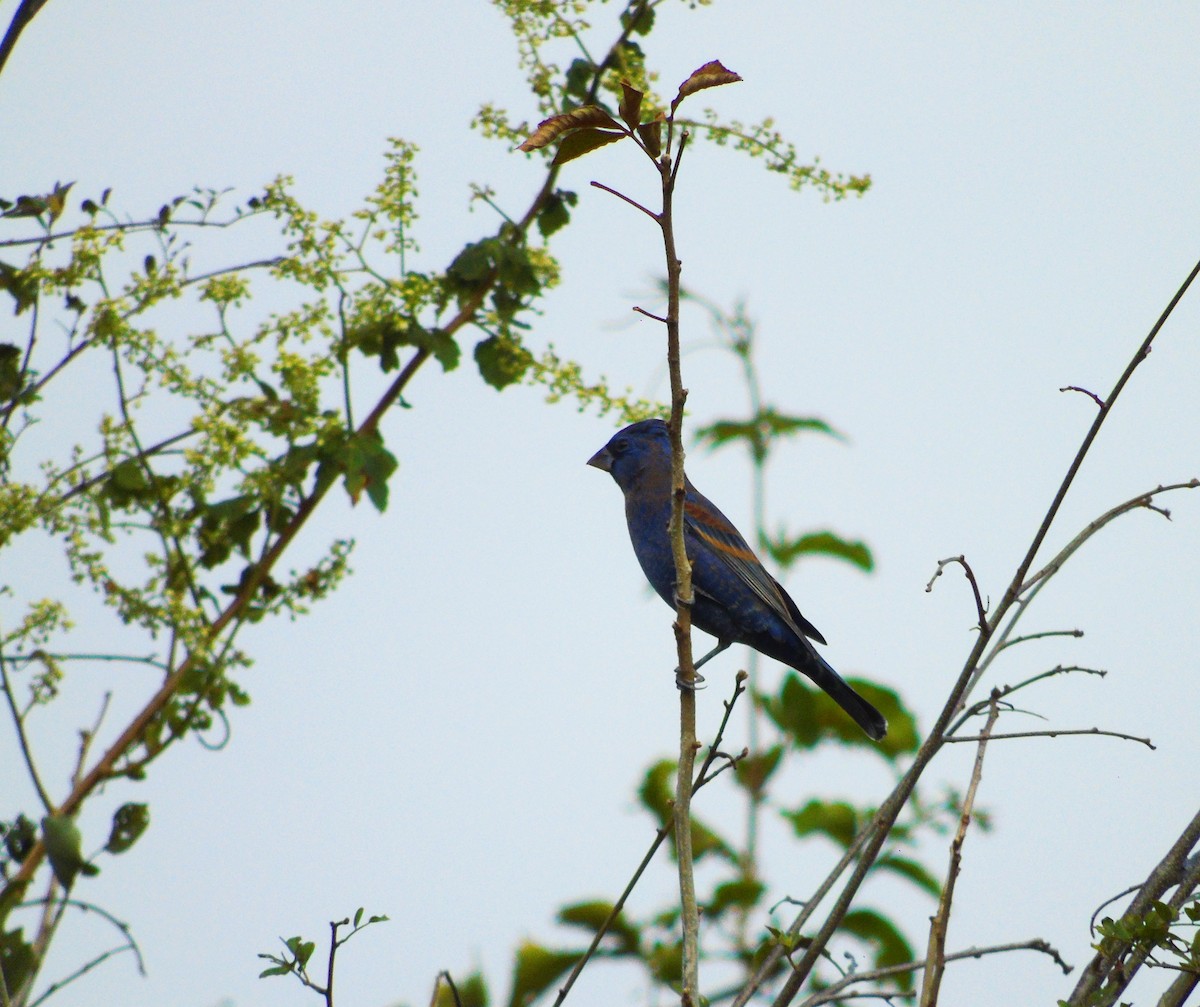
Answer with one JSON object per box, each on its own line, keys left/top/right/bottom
{"left": 508, "top": 941, "right": 580, "bottom": 1007}
{"left": 762, "top": 671, "right": 917, "bottom": 757}
{"left": 257, "top": 908, "right": 388, "bottom": 991}
{"left": 840, "top": 908, "right": 916, "bottom": 988}
{"left": 1, "top": 3, "right": 906, "bottom": 1005}
{"left": 104, "top": 803, "right": 150, "bottom": 855}
{"left": 41, "top": 815, "right": 96, "bottom": 889}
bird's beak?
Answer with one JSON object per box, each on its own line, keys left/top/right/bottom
{"left": 586, "top": 447, "right": 613, "bottom": 472}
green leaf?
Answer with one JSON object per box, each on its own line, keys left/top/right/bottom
{"left": 646, "top": 940, "right": 682, "bottom": 985}
{"left": 0, "top": 263, "right": 38, "bottom": 315}
{"left": 563, "top": 59, "right": 594, "bottom": 101}
{"left": 762, "top": 529, "right": 874, "bottom": 572}
{"left": 2, "top": 815, "right": 36, "bottom": 863}
{"left": 474, "top": 335, "right": 532, "bottom": 390}
{"left": 2, "top": 193, "right": 48, "bottom": 218}
{"left": 46, "top": 181, "right": 74, "bottom": 225}
{"left": 558, "top": 900, "right": 640, "bottom": 953}
{"left": 763, "top": 673, "right": 917, "bottom": 757}
{"left": 707, "top": 879, "right": 766, "bottom": 916}
{"left": 351, "top": 316, "right": 459, "bottom": 373}
{"left": 620, "top": 4, "right": 655, "bottom": 35}
{"left": 0, "top": 342, "right": 22, "bottom": 401}
{"left": 784, "top": 799, "right": 860, "bottom": 848}
{"left": 197, "top": 495, "right": 259, "bottom": 567}
{"left": 448, "top": 240, "right": 495, "bottom": 283}
{"left": 550, "top": 128, "right": 626, "bottom": 166}
{"left": 696, "top": 410, "right": 843, "bottom": 462}
{"left": 638, "top": 759, "right": 674, "bottom": 822}
{"left": 507, "top": 942, "right": 579, "bottom": 1007}
{"left": 536, "top": 188, "right": 577, "bottom": 239}
{"left": 733, "top": 744, "right": 784, "bottom": 795}
{"left": 436, "top": 971, "right": 488, "bottom": 1007}
{"left": 635, "top": 759, "right": 733, "bottom": 862}
{"left": 840, "top": 909, "right": 916, "bottom": 989}
{"left": 877, "top": 855, "right": 942, "bottom": 899}
{"left": 337, "top": 429, "right": 399, "bottom": 511}
{"left": 284, "top": 936, "right": 316, "bottom": 968}
{"left": 1, "top": 927, "right": 37, "bottom": 998}
{"left": 105, "top": 803, "right": 150, "bottom": 854}
{"left": 42, "top": 815, "right": 92, "bottom": 889}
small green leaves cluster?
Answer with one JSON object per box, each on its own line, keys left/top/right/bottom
{"left": 688, "top": 110, "right": 872, "bottom": 200}
{"left": 258, "top": 907, "right": 389, "bottom": 995}
{"left": 1084, "top": 897, "right": 1200, "bottom": 1001}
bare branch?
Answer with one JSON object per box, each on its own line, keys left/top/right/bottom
{"left": 943, "top": 727, "right": 1154, "bottom": 750}
{"left": 919, "top": 694, "right": 1001, "bottom": 1007}
{"left": 995, "top": 628, "right": 1084, "bottom": 653}
{"left": 797, "top": 938, "right": 1072, "bottom": 1006}
{"left": 633, "top": 305, "right": 668, "bottom": 324}
{"left": 948, "top": 664, "right": 1107, "bottom": 735}
{"left": 925, "top": 555, "right": 988, "bottom": 633}
{"left": 1022, "top": 480, "right": 1199, "bottom": 594}
{"left": 1060, "top": 384, "right": 1106, "bottom": 408}
{"left": 589, "top": 180, "right": 659, "bottom": 222}
{"left": 762, "top": 255, "right": 1200, "bottom": 1007}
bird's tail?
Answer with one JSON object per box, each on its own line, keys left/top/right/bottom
{"left": 804, "top": 650, "right": 888, "bottom": 741}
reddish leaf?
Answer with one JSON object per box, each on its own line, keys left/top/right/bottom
{"left": 671, "top": 59, "right": 742, "bottom": 111}
{"left": 519, "top": 106, "right": 621, "bottom": 152}
{"left": 618, "top": 80, "right": 643, "bottom": 128}
{"left": 637, "top": 117, "right": 663, "bottom": 158}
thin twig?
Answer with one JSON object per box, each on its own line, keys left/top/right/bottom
{"left": 925, "top": 555, "right": 988, "bottom": 633}
{"left": 762, "top": 256, "right": 1200, "bottom": 1007}
{"left": 1060, "top": 385, "right": 1105, "bottom": 408}
{"left": 994, "top": 628, "right": 1084, "bottom": 653}
{"left": 0, "top": 643, "right": 54, "bottom": 813}
{"left": 947, "top": 665, "right": 1107, "bottom": 736}
{"left": 551, "top": 673, "right": 747, "bottom": 1006}
{"left": 943, "top": 727, "right": 1154, "bottom": 749}
{"left": 633, "top": 305, "right": 668, "bottom": 323}
{"left": 919, "top": 694, "right": 1000, "bottom": 1007}
{"left": 796, "top": 938, "right": 1072, "bottom": 1007}
{"left": 1021, "top": 480, "right": 1199, "bottom": 593}
{"left": 590, "top": 180, "right": 659, "bottom": 222}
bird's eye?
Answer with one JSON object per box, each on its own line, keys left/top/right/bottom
{"left": 611, "top": 437, "right": 630, "bottom": 455}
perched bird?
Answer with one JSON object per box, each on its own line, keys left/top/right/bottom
{"left": 588, "top": 418, "right": 886, "bottom": 741}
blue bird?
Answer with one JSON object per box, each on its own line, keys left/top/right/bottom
{"left": 588, "top": 418, "right": 886, "bottom": 741}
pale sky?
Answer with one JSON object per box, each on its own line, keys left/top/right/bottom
{"left": 3, "top": 3, "right": 1199, "bottom": 1006}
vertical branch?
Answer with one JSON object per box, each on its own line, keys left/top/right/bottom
{"left": 918, "top": 692, "right": 1000, "bottom": 1007}
{"left": 661, "top": 130, "right": 701, "bottom": 1004}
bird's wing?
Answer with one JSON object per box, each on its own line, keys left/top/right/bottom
{"left": 683, "top": 496, "right": 827, "bottom": 645}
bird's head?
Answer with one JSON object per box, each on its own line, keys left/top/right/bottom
{"left": 587, "top": 418, "right": 673, "bottom": 493}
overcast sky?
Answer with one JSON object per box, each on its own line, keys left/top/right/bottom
{"left": 3, "top": 3, "right": 1200, "bottom": 1006}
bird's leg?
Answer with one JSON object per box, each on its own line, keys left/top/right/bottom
{"left": 675, "top": 640, "right": 730, "bottom": 691}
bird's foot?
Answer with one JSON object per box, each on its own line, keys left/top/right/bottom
{"left": 675, "top": 668, "right": 706, "bottom": 692}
